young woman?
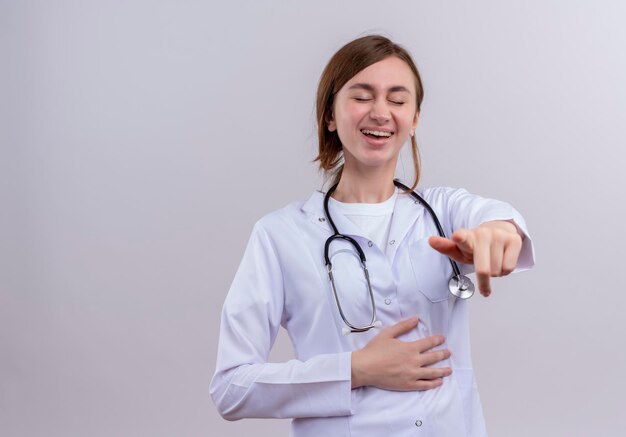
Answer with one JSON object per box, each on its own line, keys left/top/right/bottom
{"left": 210, "top": 35, "right": 534, "bottom": 437}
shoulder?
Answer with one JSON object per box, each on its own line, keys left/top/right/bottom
{"left": 413, "top": 186, "right": 503, "bottom": 225}
{"left": 252, "top": 193, "right": 320, "bottom": 239}
{"left": 256, "top": 199, "right": 306, "bottom": 228}
{"left": 417, "top": 186, "right": 476, "bottom": 206}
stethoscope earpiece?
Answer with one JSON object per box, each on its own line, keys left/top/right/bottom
{"left": 342, "top": 320, "right": 383, "bottom": 336}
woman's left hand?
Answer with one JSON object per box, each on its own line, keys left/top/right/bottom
{"left": 428, "top": 221, "right": 523, "bottom": 297}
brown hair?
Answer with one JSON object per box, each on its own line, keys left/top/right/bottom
{"left": 314, "top": 35, "right": 424, "bottom": 190}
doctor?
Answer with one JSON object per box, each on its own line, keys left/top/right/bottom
{"left": 210, "top": 35, "right": 534, "bottom": 436}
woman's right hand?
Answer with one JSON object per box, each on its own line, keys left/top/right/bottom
{"left": 351, "top": 317, "right": 452, "bottom": 391}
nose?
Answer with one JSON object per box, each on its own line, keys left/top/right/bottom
{"left": 369, "top": 98, "right": 391, "bottom": 124}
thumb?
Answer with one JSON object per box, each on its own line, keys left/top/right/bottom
{"left": 379, "top": 316, "right": 419, "bottom": 339}
{"left": 428, "top": 236, "right": 458, "bottom": 255}
{"left": 451, "top": 228, "right": 473, "bottom": 252}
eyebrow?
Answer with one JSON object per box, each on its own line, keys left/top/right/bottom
{"left": 347, "top": 83, "right": 412, "bottom": 93}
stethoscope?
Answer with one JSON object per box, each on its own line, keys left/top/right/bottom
{"left": 323, "top": 179, "right": 475, "bottom": 335}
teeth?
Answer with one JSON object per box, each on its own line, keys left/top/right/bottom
{"left": 361, "top": 129, "right": 392, "bottom": 137}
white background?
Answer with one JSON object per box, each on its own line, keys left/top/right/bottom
{"left": 2, "top": 1, "right": 625, "bottom": 436}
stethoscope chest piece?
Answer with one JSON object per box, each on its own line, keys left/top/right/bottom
{"left": 448, "top": 275, "right": 475, "bottom": 299}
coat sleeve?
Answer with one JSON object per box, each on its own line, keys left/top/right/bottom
{"left": 436, "top": 187, "right": 535, "bottom": 272}
{"left": 210, "top": 221, "right": 353, "bottom": 420}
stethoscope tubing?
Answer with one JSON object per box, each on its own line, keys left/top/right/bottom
{"left": 322, "top": 180, "right": 474, "bottom": 334}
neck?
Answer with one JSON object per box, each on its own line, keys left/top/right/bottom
{"left": 332, "top": 164, "right": 396, "bottom": 203}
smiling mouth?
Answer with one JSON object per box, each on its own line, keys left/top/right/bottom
{"left": 361, "top": 128, "right": 394, "bottom": 139}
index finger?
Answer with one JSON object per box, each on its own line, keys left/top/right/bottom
{"left": 413, "top": 335, "right": 446, "bottom": 353}
{"left": 473, "top": 238, "right": 492, "bottom": 297}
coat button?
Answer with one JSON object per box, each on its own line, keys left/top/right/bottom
{"left": 389, "top": 240, "right": 395, "bottom": 246}
{"left": 368, "top": 241, "right": 373, "bottom": 247}
{"left": 415, "top": 419, "right": 422, "bottom": 427}
{"left": 384, "top": 298, "right": 391, "bottom": 305}
{"left": 318, "top": 217, "right": 326, "bottom": 222}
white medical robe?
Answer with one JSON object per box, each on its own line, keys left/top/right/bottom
{"left": 210, "top": 187, "right": 535, "bottom": 436}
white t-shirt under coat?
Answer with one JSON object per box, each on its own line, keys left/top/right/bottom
{"left": 329, "top": 191, "right": 397, "bottom": 253}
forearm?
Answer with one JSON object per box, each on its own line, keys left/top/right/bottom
{"left": 211, "top": 352, "right": 353, "bottom": 420}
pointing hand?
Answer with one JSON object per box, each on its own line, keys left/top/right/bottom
{"left": 428, "top": 221, "right": 523, "bottom": 297}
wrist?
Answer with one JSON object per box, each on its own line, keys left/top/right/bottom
{"left": 351, "top": 350, "right": 366, "bottom": 389}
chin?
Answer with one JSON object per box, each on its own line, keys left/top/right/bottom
{"left": 355, "top": 155, "right": 397, "bottom": 170}
{"left": 343, "top": 146, "right": 400, "bottom": 171}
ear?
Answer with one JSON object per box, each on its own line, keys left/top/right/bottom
{"left": 411, "top": 112, "right": 419, "bottom": 136}
{"left": 326, "top": 114, "right": 336, "bottom": 132}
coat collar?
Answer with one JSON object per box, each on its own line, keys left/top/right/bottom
{"left": 301, "top": 187, "right": 426, "bottom": 250}
{"left": 301, "top": 190, "right": 363, "bottom": 238}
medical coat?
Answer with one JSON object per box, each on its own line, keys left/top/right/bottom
{"left": 210, "top": 186, "right": 535, "bottom": 437}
